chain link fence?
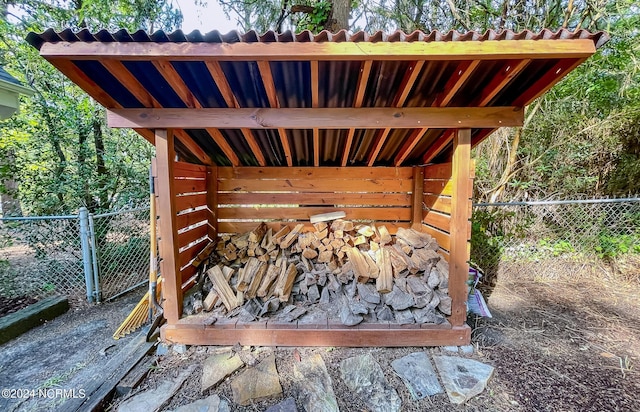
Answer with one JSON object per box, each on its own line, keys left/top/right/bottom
{"left": 470, "top": 198, "right": 640, "bottom": 288}
{"left": 0, "top": 206, "right": 150, "bottom": 304}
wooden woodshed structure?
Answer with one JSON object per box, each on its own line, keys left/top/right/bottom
{"left": 27, "top": 28, "right": 607, "bottom": 346}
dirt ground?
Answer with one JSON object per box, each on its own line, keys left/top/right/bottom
{"left": 1, "top": 258, "right": 639, "bottom": 412}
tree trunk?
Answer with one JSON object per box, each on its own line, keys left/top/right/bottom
{"left": 92, "top": 115, "right": 109, "bottom": 210}
{"left": 328, "top": 0, "right": 350, "bottom": 31}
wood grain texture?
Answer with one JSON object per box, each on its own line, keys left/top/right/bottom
{"left": 219, "top": 178, "right": 412, "bottom": 192}
{"left": 217, "top": 206, "right": 411, "bottom": 221}
{"left": 161, "top": 323, "right": 471, "bottom": 346}
{"left": 218, "top": 167, "right": 412, "bottom": 179}
{"left": 177, "top": 223, "right": 209, "bottom": 250}
{"left": 175, "top": 193, "right": 207, "bottom": 213}
{"left": 174, "top": 178, "right": 207, "bottom": 195}
{"left": 411, "top": 166, "right": 425, "bottom": 229}
{"left": 155, "top": 130, "right": 182, "bottom": 323}
{"left": 42, "top": 39, "right": 596, "bottom": 61}
{"left": 449, "top": 129, "right": 472, "bottom": 327}
{"left": 218, "top": 192, "right": 412, "bottom": 206}
{"left": 107, "top": 106, "right": 524, "bottom": 129}
{"left": 206, "top": 166, "right": 219, "bottom": 239}
{"left": 218, "top": 221, "right": 411, "bottom": 235}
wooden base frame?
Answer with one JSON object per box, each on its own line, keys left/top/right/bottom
{"left": 161, "top": 322, "right": 471, "bottom": 347}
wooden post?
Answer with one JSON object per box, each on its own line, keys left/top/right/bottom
{"left": 411, "top": 166, "right": 425, "bottom": 231}
{"left": 155, "top": 129, "right": 182, "bottom": 324}
{"left": 449, "top": 129, "right": 472, "bottom": 326}
{"left": 206, "top": 165, "right": 218, "bottom": 240}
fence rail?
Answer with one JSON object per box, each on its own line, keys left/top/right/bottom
{"left": 0, "top": 198, "right": 637, "bottom": 304}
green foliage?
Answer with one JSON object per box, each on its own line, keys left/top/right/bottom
{"left": 296, "top": 1, "right": 333, "bottom": 32}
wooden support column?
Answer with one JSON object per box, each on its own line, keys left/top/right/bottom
{"left": 206, "top": 165, "right": 219, "bottom": 240}
{"left": 449, "top": 129, "right": 472, "bottom": 327}
{"left": 411, "top": 166, "right": 425, "bottom": 230}
{"left": 155, "top": 129, "right": 182, "bottom": 323}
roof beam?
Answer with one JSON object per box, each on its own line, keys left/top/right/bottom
{"left": 205, "top": 128, "right": 240, "bottom": 166}
{"left": 394, "top": 128, "right": 429, "bottom": 166}
{"left": 152, "top": 60, "right": 202, "bottom": 108}
{"left": 40, "top": 39, "right": 597, "bottom": 61}
{"left": 204, "top": 61, "right": 239, "bottom": 108}
{"left": 474, "top": 59, "right": 531, "bottom": 106}
{"left": 423, "top": 130, "right": 455, "bottom": 164}
{"left": 341, "top": 128, "right": 356, "bottom": 167}
{"left": 432, "top": 60, "right": 480, "bottom": 107}
{"left": 342, "top": 60, "right": 372, "bottom": 166}
{"left": 240, "top": 128, "right": 266, "bottom": 166}
{"left": 101, "top": 60, "right": 161, "bottom": 108}
{"left": 366, "top": 128, "right": 391, "bottom": 166}
{"left": 256, "top": 61, "right": 291, "bottom": 166}
{"left": 108, "top": 107, "right": 524, "bottom": 129}
{"left": 313, "top": 128, "right": 320, "bottom": 167}
{"left": 174, "top": 129, "right": 214, "bottom": 165}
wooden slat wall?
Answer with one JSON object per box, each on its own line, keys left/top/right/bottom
{"left": 172, "top": 161, "right": 213, "bottom": 283}
{"left": 421, "top": 160, "right": 475, "bottom": 260}
{"left": 217, "top": 167, "right": 413, "bottom": 234}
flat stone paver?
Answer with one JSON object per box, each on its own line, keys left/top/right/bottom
{"left": 391, "top": 352, "right": 443, "bottom": 399}
{"left": 339, "top": 353, "right": 401, "bottom": 412}
{"left": 169, "top": 394, "right": 230, "bottom": 412}
{"left": 231, "top": 353, "right": 282, "bottom": 405}
{"left": 117, "top": 365, "right": 196, "bottom": 412}
{"left": 293, "top": 353, "right": 339, "bottom": 412}
{"left": 433, "top": 356, "right": 494, "bottom": 404}
{"left": 201, "top": 352, "right": 244, "bottom": 392}
{"left": 265, "top": 397, "right": 298, "bottom": 412}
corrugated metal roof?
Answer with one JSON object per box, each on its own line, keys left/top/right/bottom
{"left": 26, "top": 28, "right": 608, "bottom": 167}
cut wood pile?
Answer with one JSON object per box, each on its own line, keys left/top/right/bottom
{"left": 186, "top": 218, "right": 451, "bottom": 327}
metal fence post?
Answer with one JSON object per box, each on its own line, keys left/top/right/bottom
{"left": 88, "top": 213, "right": 102, "bottom": 303}
{"left": 79, "top": 207, "right": 95, "bottom": 303}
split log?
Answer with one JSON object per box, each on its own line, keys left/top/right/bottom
{"left": 231, "top": 232, "right": 249, "bottom": 249}
{"left": 302, "top": 248, "right": 318, "bottom": 260}
{"left": 207, "top": 266, "right": 240, "bottom": 312}
{"left": 261, "top": 228, "right": 275, "bottom": 252}
{"left": 375, "top": 248, "right": 393, "bottom": 293}
{"left": 273, "top": 263, "right": 298, "bottom": 302}
{"left": 273, "top": 225, "right": 291, "bottom": 245}
{"left": 346, "top": 247, "right": 370, "bottom": 283}
{"left": 310, "top": 211, "right": 346, "bottom": 223}
{"left": 396, "top": 227, "right": 437, "bottom": 249}
{"left": 313, "top": 221, "right": 328, "bottom": 232}
{"left": 192, "top": 241, "right": 216, "bottom": 268}
{"left": 248, "top": 222, "right": 267, "bottom": 244}
{"left": 257, "top": 264, "right": 281, "bottom": 298}
{"left": 236, "top": 257, "right": 261, "bottom": 292}
{"left": 377, "top": 225, "right": 392, "bottom": 245}
{"left": 280, "top": 223, "right": 305, "bottom": 249}
{"left": 245, "top": 262, "right": 268, "bottom": 299}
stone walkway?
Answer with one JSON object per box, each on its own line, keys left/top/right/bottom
{"left": 118, "top": 344, "right": 494, "bottom": 412}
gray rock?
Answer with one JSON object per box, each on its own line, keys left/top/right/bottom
{"left": 460, "top": 345, "right": 475, "bottom": 355}
{"left": 339, "top": 354, "right": 401, "bottom": 412}
{"left": 293, "top": 354, "right": 339, "bottom": 412}
{"left": 169, "top": 394, "right": 230, "bottom": 412}
{"left": 391, "top": 352, "right": 443, "bottom": 399}
{"left": 265, "top": 397, "right": 298, "bottom": 412}
{"left": 394, "top": 309, "right": 415, "bottom": 325}
{"left": 118, "top": 365, "right": 195, "bottom": 412}
{"left": 442, "top": 346, "right": 459, "bottom": 353}
{"left": 319, "top": 286, "right": 331, "bottom": 305}
{"left": 433, "top": 356, "right": 494, "bottom": 404}
{"left": 156, "top": 343, "right": 169, "bottom": 356}
{"left": 307, "top": 284, "right": 321, "bottom": 303}
{"left": 411, "top": 306, "right": 440, "bottom": 324}
{"left": 340, "top": 304, "right": 363, "bottom": 326}
{"left": 348, "top": 299, "right": 369, "bottom": 315}
{"left": 173, "top": 344, "right": 188, "bottom": 354}
{"left": 231, "top": 354, "right": 282, "bottom": 406}
{"left": 376, "top": 305, "right": 394, "bottom": 321}
{"left": 384, "top": 286, "right": 414, "bottom": 311}
{"left": 437, "top": 292, "right": 452, "bottom": 316}
{"left": 357, "top": 283, "right": 381, "bottom": 304}
{"left": 201, "top": 352, "right": 244, "bottom": 392}
{"left": 427, "top": 269, "right": 440, "bottom": 289}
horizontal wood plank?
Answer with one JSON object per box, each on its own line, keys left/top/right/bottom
{"left": 179, "top": 236, "right": 209, "bottom": 267}
{"left": 423, "top": 178, "right": 473, "bottom": 196}
{"left": 108, "top": 107, "right": 524, "bottom": 129}
{"left": 176, "top": 209, "right": 209, "bottom": 231}
{"left": 175, "top": 194, "right": 207, "bottom": 213}
{"left": 423, "top": 194, "right": 452, "bottom": 214}
{"left": 180, "top": 263, "right": 199, "bottom": 284}
{"left": 174, "top": 178, "right": 206, "bottom": 195}
{"left": 218, "top": 221, "right": 411, "bottom": 234}
{"left": 218, "top": 192, "right": 412, "bottom": 207}
{"left": 218, "top": 167, "right": 413, "bottom": 180}
{"left": 218, "top": 206, "right": 411, "bottom": 221}
{"left": 42, "top": 39, "right": 596, "bottom": 61}
{"left": 219, "top": 178, "right": 412, "bottom": 193}
{"left": 424, "top": 160, "right": 476, "bottom": 179}
{"left": 423, "top": 210, "right": 451, "bottom": 233}
{"left": 161, "top": 323, "right": 471, "bottom": 346}
{"left": 177, "top": 223, "right": 209, "bottom": 250}
{"left": 421, "top": 224, "right": 451, "bottom": 250}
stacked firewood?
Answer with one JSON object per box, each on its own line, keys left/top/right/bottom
{"left": 190, "top": 218, "right": 452, "bottom": 326}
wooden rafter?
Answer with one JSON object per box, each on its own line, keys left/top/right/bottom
{"left": 174, "top": 129, "right": 214, "bottom": 166}
{"left": 41, "top": 39, "right": 597, "bottom": 61}
{"left": 423, "top": 130, "right": 455, "bottom": 164}
{"left": 240, "top": 129, "right": 266, "bottom": 166}
{"left": 205, "top": 128, "right": 240, "bottom": 166}
{"left": 311, "top": 60, "right": 319, "bottom": 108}
{"left": 432, "top": 60, "right": 480, "bottom": 107}
{"left": 100, "top": 60, "right": 160, "bottom": 108}
{"left": 474, "top": 59, "right": 531, "bottom": 106}
{"left": 152, "top": 60, "right": 202, "bottom": 108}
{"left": 313, "top": 128, "right": 320, "bottom": 167}
{"left": 394, "top": 128, "right": 429, "bottom": 166}
{"left": 366, "top": 128, "right": 391, "bottom": 166}
{"left": 514, "top": 58, "right": 585, "bottom": 106}
{"left": 109, "top": 107, "right": 524, "bottom": 129}
{"left": 204, "top": 61, "right": 239, "bottom": 108}
{"left": 257, "top": 60, "right": 291, "bottom": 166}
{"left": 278, "top": 128, "right": 293, "bottom": 166}
{"left": 342, "top": 60, "right": 373, "bottom": 166}
{"left": 48, "top": 58, "right": 122, "bottom": 109}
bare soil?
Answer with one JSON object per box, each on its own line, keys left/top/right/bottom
{"left": 0, "top": 296, "right": 38, "bottom": 318}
